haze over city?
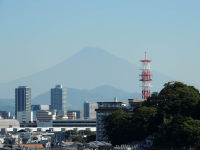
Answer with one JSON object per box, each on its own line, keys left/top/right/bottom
{"left": 1, "top": 1, "right": 200, "bottom": 149}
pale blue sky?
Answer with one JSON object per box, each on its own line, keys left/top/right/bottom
{"left": 0, "top": 0, "right": 200, "bottom": 86}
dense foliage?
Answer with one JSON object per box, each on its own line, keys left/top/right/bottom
{"left": 65, "top": 130, "right": 96, "bottom": 143}
{"left": 103, "top": 109, "right": 133, "bottom": 145}
{"left": 104, "top": 81, "right": 200, "bottom": 149}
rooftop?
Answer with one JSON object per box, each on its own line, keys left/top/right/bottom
{"left": 20, "top": 144, "right": 44, "bottom": 149}
{"left": 97, "top": 102, "right": 126, "bottom": 104}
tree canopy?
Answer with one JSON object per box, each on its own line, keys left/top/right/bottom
{"left": 104, "top": 109, "right": 133, "bottom": 145}
{"left": 103, "top": 81, "right": 200, "bottom": 149}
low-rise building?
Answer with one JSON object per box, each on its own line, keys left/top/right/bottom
{"left": 32, "top": 105, "right": 50, "bottom": 121}
{"left": 0, "top": 111, "right": 11, "bottom": 119}
{"left": 20, "top": 144, "right": 45, "bottom": 149}
{"left": 67, "top": 110, "right": 82, "bottom": 119}
{"left": 128, "top": 99, "right": 144, "bottom": 112}
{"left": 67, "top": 111, "right": 76, "bottom": 120}
{"left": 0, "top": 119, "right": 20, "bottom": 129}
{"left": 36, "top": 110, "right": 56, "bottom": 127}
{"left": 17, "top": 111, "right": 33, "bottom": 123}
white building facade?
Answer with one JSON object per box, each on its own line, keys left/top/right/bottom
{"left": 84, "top": 101, "right": 96, "bottom": 119}
{"left": 17, "top": 111, "right": 33, "bottom": 123}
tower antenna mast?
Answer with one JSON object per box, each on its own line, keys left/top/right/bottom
{"left": 140, "top": 51, "right": 152, "bottom": 99}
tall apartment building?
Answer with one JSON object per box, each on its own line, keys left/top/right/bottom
{"left": 84, "top": 101, "right": 96, "bottom": 119}
{"left": 95, "top": 102, "right": 127, "bottom": 141}
{"left": 51, "top": 85, "right": 66, "bottom": 116}
{"left": 15, "top": 86, "right": 31, "bottom": 118}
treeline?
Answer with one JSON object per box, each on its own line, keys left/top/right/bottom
{"left": 104, "top": 81, "right": 200, "bottom": 149}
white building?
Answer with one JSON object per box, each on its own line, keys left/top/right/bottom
{"left": 95, "top": 102, "right": 127, "bottom": 141}
{"left": 17, "top": 111, "right": 33, "bottom": 123}
{"left": 0, "top": 119, "right": 20, "bottom": 129}
{"left": 84, "top": 101, "right": 96, "bottom": 119}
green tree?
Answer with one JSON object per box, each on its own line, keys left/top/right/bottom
{"left": 78, "top": 130, "right": 95, "bottom": 136}
{"left": 131, "top": 106, "right": 158, "bottom": 140}
{"left": 148, "top": 81, "right": 200, "bottom": 149}
{"left": 65, "top": 130, "right": 78, "bottom": 139}
{"left": 159, "top": 81, "right": 200, "bottom": 101}
{"left": 104, "top": 81, "right": 200, "bottom": 148}
{"left": 72, "top": 136, "right": 85, "bottom": 143}
{"left": 154, "top": 116, "right": 200, "bottom": 149}
{"left": 104, "top": 107, "right": 158, "bottom": 145}
{"left": 103, "top": 109, "right": 133, "bottom": 145}
{"left": 182, "top": 118, "right": 200, "bottom": 148}
{"left": 146, "top": 81, "right": 200, "bottom": 120}
{"left": 134, "top": 106, "right": 157, "bottom": 121}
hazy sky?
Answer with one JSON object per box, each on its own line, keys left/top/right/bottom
{"left": 0, "top": 0, "right": 200, "bottom": 85}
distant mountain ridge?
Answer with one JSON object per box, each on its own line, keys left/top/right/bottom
{"left": 0, "top": 47, "right": 173, "bottom": 99}
{"left": 0, "top": 85, "right": 140, "bottom": 114}
{"left": 33, "top": 85, "right": 140, "bottom": 110}
{"left": 0, "top": 98, "right": 14, "bottom": 115}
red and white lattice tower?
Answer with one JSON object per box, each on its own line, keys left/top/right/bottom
{"left": 140, "top": 51, "right": 152, "bottom": 99}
